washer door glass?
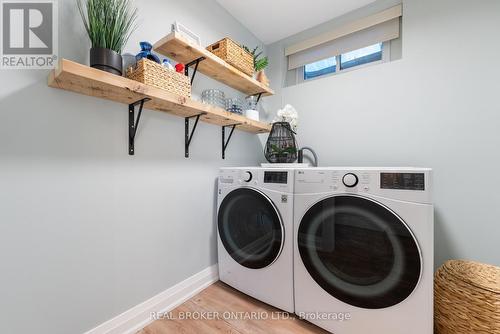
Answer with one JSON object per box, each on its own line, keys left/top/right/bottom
{"left": 298, "top": 195, "right": 421, "bottom": 309}
{"left": 218, "top": 188, "right": 284, "bottom": 269}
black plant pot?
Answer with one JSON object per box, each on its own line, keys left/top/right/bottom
{"left": 264, "top": 122, "right": 298, "bottom": 163}
{"left": 90, "top": 47, "right": 123, "bottom": 76}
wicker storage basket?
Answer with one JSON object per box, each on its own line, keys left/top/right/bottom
{"left": 206, "top": 38, "right": 254, "bottom": 77}
{"left": 435, "top": 260, "right": 500, "bottom": 334}
{"left": 126, "top": 58, "right": 191, "bottom": 98}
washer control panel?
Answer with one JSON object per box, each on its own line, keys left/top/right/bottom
{"left": 264, "top": 171, "right": 288, "bottom": 184}
{"left": 219, "top": 168, "right": 294, "bottom": 193}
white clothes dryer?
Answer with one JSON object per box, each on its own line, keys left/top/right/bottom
{"left": 293, "top": 168, "right": 433, "bottom": 334}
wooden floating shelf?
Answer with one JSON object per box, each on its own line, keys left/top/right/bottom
{"left": 153, "top": 32, "right": 274, "bottom": 97}
{"left": 48, "top": 59, "right": 272, "bottom": 134}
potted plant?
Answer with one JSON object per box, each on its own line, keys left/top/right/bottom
{"left": 77, "top": 0, "right": 138, "bottom": 76}
{"left": 264, "top": 105, "right": 299, "bottom": 163}
{"left": 243, "top": 46, "right": 269, "bottom": 85}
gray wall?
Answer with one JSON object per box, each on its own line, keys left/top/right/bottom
{"left": 0, "top": 1, "right": 264, "bottom": 333}
{"left": 266, "top": 0, "right": 500, "bottom": 268}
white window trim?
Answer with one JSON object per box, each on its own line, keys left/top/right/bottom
{"left": 297, "top": 41, "right": 390, "bottom": 84}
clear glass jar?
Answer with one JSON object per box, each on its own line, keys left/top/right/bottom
{"left": 201, "top": 89, "right": 226, "bottom": 109}
{"left": 225, "top": 98, "right": 244, "bottom": 114}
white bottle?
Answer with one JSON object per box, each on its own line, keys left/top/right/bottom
{"left": 162, "top": 59, "right": 175, "bottom": 71}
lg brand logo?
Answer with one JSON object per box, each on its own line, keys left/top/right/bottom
{"left": 1, "top": 0, "right": 57, "bottom": 69}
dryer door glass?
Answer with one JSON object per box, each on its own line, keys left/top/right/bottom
{"left": 218, "top": 188, "right": 284, "bottom": 269}
{"left": 298, "top": 195, "right": 421, "bottom": 309}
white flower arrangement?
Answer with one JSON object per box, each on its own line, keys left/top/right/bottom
{"left": 272, "top": 104, "right": 298, "bottom": 132}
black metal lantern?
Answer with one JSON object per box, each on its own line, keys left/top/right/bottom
{"left": 264, "top": 122, "right": 298, "bottom": 163}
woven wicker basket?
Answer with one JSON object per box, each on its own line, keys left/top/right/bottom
{"left": 126, "top": 59, "right": 191, "bottom": 98}
{"left": 435, "top": 260, "right": 500, "bottom": 334}
{"left": 206, "top": 38, "right": 254, "bottom": 77}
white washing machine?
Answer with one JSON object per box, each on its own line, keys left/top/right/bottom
{"left": 217, "top": 167, "right": 295, "bottom": 312}
{"left": 294, "top": 168, "right": 433, "bottom": 334}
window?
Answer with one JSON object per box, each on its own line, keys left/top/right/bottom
{"left": 304, "top": 57, "right": 336, "bottom": 80}
{"left": 303, "top": 43, "right": 384, "bottom": 81}
{"left": 286, "top": 5, "right": 402, "bottom": 86}
{"left": 340, "top": 43, "right": 382, "bottom": 70}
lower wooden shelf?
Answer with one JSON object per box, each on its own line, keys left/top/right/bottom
{"left": 47, "top": 59, "right": 272, "bottom": 134}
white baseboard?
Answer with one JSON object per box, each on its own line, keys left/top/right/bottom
{"left": 83, "top": 264, "right": 219, "bottom": 334}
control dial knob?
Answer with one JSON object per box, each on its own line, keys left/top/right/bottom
{"left": 343, "top": 173, "right": 358, "bottom": 187}
{"left": 243, "top": 171, "right": 253, "bottom": 182}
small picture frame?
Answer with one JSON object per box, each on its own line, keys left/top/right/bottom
{"left": 172, "top": 21, "right": 201, "bottom": 46}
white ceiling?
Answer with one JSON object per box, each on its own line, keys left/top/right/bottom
{"left": 216, "top": 0, "right": 377, "bottom": 45}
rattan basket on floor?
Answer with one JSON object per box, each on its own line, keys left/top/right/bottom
{"left": 126, "top": 59, "right": 191, "bottom": 98}
{"left": 435, "top": 260, "right": 500, "bottom": 334}
{"left": 206, "top": 38, "right": 254, "bottom": 77}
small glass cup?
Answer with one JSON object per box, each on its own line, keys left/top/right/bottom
{"left": 245, "top": 95, "right": 259, "bottom": 111}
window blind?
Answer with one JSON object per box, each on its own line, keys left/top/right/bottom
{"left": 286, "top": 4, "right": 402, "bottom": 70}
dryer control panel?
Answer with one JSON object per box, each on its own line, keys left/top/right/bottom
{"left": 295, "top": 168, "right": 432, "bottom": 204}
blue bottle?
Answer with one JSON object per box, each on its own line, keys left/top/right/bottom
{"left": 135, "top": 41, "right": 161, "bottom": 64}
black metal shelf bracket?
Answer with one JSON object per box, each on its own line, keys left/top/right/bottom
{"left": 254, "top": 92, "right": 263, "bottom": 103}
{"left": 184, "top": 57, "right": 206, "bottom": 85}
{"left": 222, "top": 123, "right": 241, "bottom": 159}
{"left": 246, "top": 92, "right": 264, "bottom": 104}
{"left": 185, "top": 113, "right": 206, "bottom": 158}
{"left": 128, "top": 97, "right": 151, "bottom": 155}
